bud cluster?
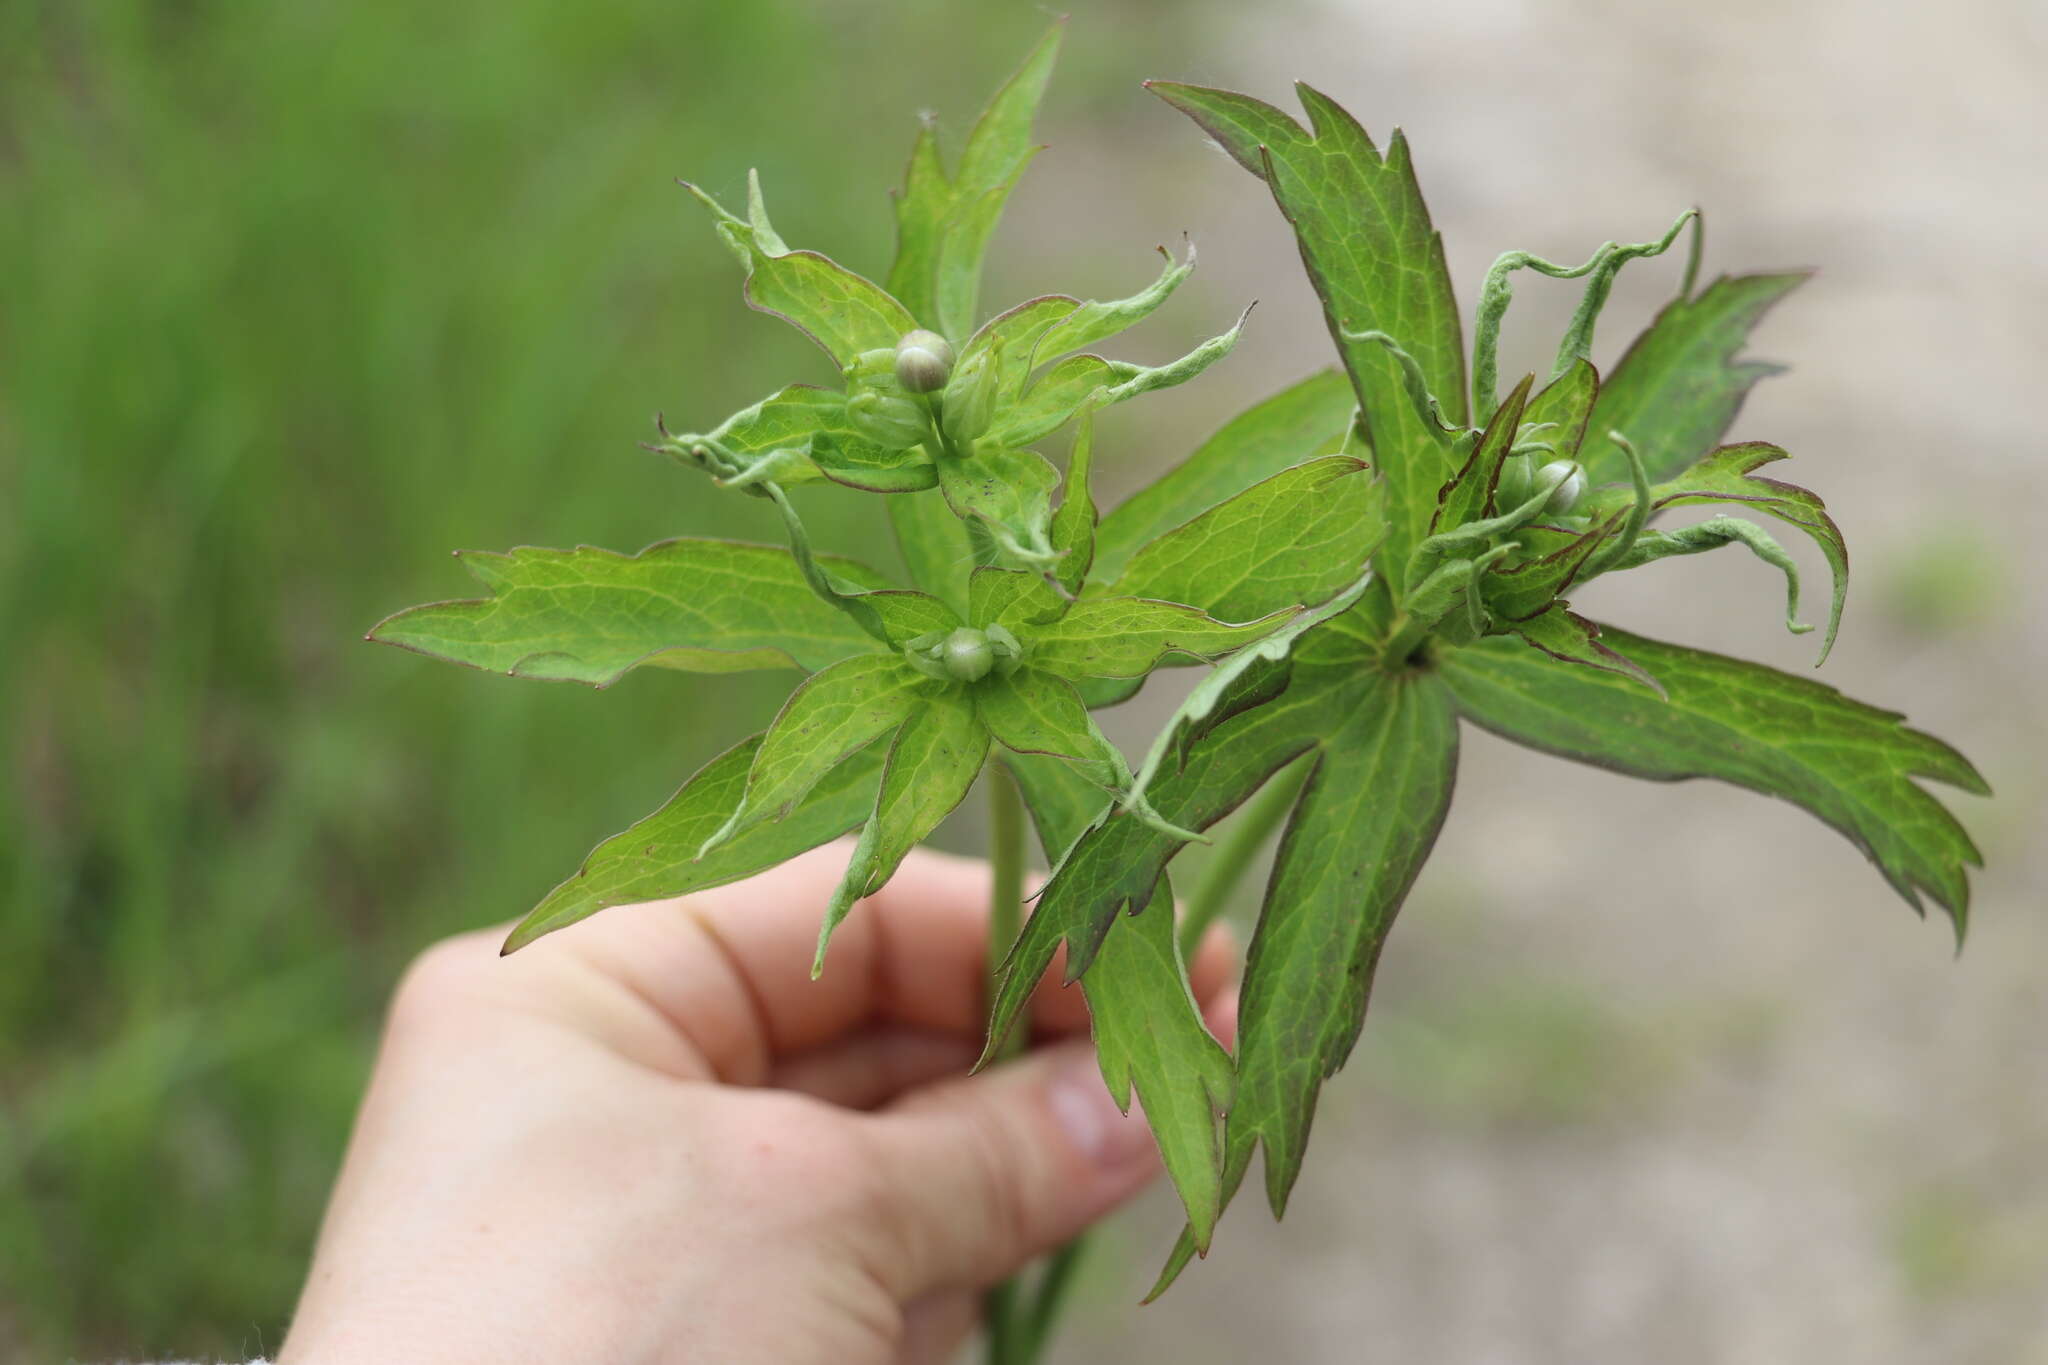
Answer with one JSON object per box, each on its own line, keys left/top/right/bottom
{"left": 1495, "top": 453, "right": 1586, "bottom": 517}
{"left": 902, "top": 624, "right": 1025, "bottom": 684}
{"left": 842, "top": 344, "right": 932, "bottom": 452}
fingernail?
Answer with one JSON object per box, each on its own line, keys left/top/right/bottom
{"left": 1046, "top": 1046, "right": 1155, "bottom": 1171}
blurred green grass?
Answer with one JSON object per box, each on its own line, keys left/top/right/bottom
{"left": 0, "top": 2, "right": 1213, "bottom": 1355}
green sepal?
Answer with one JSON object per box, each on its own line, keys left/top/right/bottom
{"left": 368, "top": 538, "right": 895, "bottom": 683}
{"left": 684, "top": 178, "right": 916, "bottom": 368}
{"left": 1436, "top": 628, "right": 1987, "bottom": 934}
{"left": 699, "top": 653, "right": 936, "bottom": 856}
{"left": 1507, "top": 357, "right": 1599, "bottom": 495}
{"left": 1432, "top": 373, "right": 1533, "bottom": 535}
{"left": 1104, "top": 455, "right": 1380, "bottom": 622}
{"left": 502, "top": 733, "right": 885, "bottom": 953}
{"left": 815, "top": 688, "right": 988, "bottom": 972}
{"left": 1477, "top": 513, "right": 1621, "bottom": 623}
{"left": 1405, "top": 458, "right": 1576, "bottom": 588}
{"left": 1580, "top": 271, "right": 1810, "bottom": 485}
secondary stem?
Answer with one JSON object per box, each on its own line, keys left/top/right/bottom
{"left": 982, "top": 765, "right": 1029, "bottom": 1364}
{"left": 985, "top": 765, "right": 1027, "bottom": 1042}
{"left": 1180, "top": 754, "right": 1311, "bottom": 956}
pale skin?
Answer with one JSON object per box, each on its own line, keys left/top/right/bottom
{"left": 279, "top": 844, "right": 1238, "bottom": 1365}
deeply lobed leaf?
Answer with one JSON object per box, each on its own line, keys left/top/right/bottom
{"left": 1224, "top": 671, "right": 1459, "bottom": 1216}
{"left": 816, "top": 689, "right": 988, "bottom": 971}
{"left": 1093, "top": 369, "right": 1356, "bottom": 580}
{"left": 1149, "top": 82, "right": 1467, "bottom": 595}
{"left": 368, "top": 539, "right": 894, "bottom": 684}
{"left": 1027, "top": 598, "right": 1296, "bottom": 682}
{"left": 985, "top": 669, "right": 1341, "bottom": 1059}
{"left": 976, "top": 667, "right": 1131, "bottom": 795}
{"left": 1605, "top": 441, "right": 1848, "bottom": 660}
{"left": 504, "top": 734, "right": 886, "bottom": 952}
{"left": 1580, "top": 271, "right": 1809, "bottom": 485}
{"left": 1436, "top": 628, "right": 1987, "bottom": 931}
{"left": 963, "top": 247, "right": 1195, "bottom": 403}
{"left": 884, "top": 24, "right": 1061, "bottom": 338}
{"left": 987, "top": 309, "right": 1251, "bottom": 449}
{"left": 1104, "top": 455, "right": 1380, "bottom": 622}
{"left": 705, "top": 653, "right": 937, "bottom": 852}
{"left": 1005, "top": 753, "right": 1236, "bottom": 1249}
{"left": 687, "top": 180, "right": 916, "bottom": 368}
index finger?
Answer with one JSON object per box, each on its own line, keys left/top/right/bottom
{"left": 524, "top": 842, "right": 1235, "bottom": 1085}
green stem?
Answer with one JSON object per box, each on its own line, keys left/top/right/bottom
{"left": 985, "top": 766, "right": 1027, "bottom": 1029}
{"left": 1378, "top": 610, "right": 1434, "bottom": 673}
{"left": 982, "top": 766, "right": 1029, "bottom": 1364}
{"left": 1180, "top": 754, "right": 1310, "bottom": 956}
{"left": 1020, "top": 1236, "right": 1089, "bottom": 1359}
{"left": 984, "top": 1280, "right": 1022, "bottom": 1365}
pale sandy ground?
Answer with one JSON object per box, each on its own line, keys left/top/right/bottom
{"left": 990, "top": 0, "right": 2046, "bottom": 1359}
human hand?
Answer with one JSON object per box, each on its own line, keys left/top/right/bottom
{"left": 278, "top": 844, "right": 1238, "bottom": 1365}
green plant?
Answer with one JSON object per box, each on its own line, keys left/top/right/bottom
{"left": 372, "top": 27, "right": 1988, "bottom": 1359}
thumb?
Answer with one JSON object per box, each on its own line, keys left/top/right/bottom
{"left": 853, "top": 1040, "right": 1159, "bottom": 1296}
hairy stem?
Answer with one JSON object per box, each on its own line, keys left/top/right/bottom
{"left": 1181, "top": 753, "right": 1311, "bottom": 956}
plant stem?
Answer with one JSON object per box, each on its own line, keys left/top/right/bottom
{"left": 1020, "top": 1236, "right": 1089, "bottom": 1358}
{"left": 983, "top": 765, "right": 1030, "bottom": 1363}
{"left": 985, "top": 766, "right": 1027, "bottom": 1045}
{"left": 1180, "top": 754, "right": 1310, "bottom": 956}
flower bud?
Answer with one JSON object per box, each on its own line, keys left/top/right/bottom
{"left": 1539, "top": 460, "right": 1586, "bottom": 515}
{"left": 939, "top": 626, "right": 995, "bottom": 682}
{"left": 894, "top": 329, "right": 955, "bottom": 394}
{"left": 848, "top": 388, "right": 929, "bottom": 451}
{"left": 940, "top": 346, "right": 1000, "bottom": 445}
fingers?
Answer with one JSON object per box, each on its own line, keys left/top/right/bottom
{"left": 852, "top": 1041, "right": 1160, "bottom": 1298}
{"left": 527, "top": 843, "right": 1235, "bottom": 1083}
{"left": 766, "top": 1028, "right": 977, "bottom": 1109}
{"left": 497, "top": 841, "right": 1240, "bottom": 1093}
{"left": 898, "top": 1291, "right": 979, "bottom": 1365}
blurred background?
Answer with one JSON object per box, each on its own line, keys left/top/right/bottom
{"left": 2, "top": 0, "right": 2042, "bottom": 1360}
